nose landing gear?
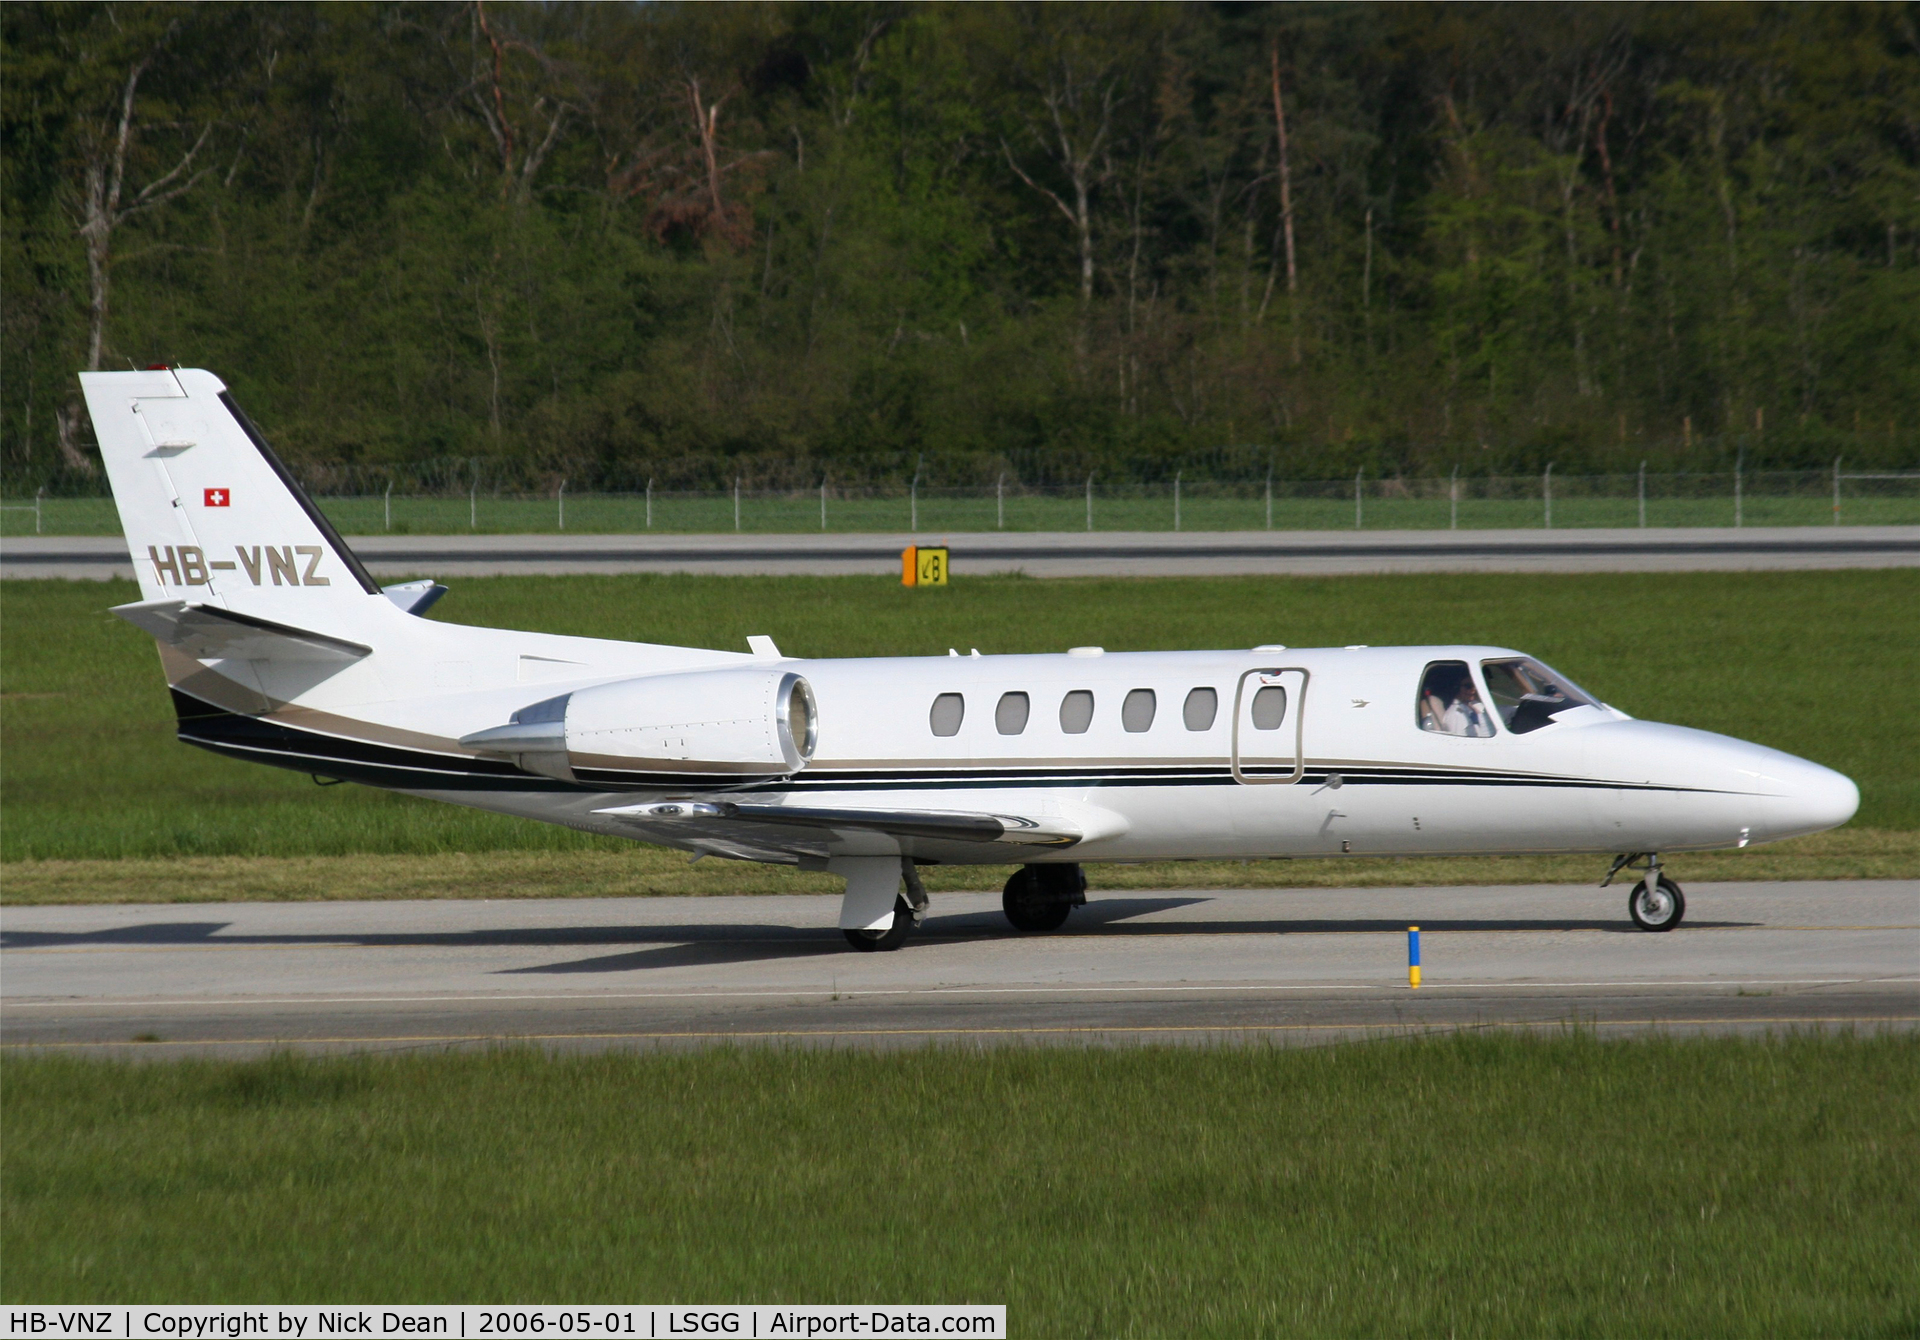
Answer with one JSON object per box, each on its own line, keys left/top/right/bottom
{"left": 1603, "top": 853, "right": 1686, "bottom": 932}
{"left": 1628, "top": 874, "right": 1686, "bottom": 932}
{"left": 1003, "top": 863, "right": 1086, "bottom": 932}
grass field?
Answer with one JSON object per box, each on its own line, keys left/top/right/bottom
{"left": 6, "top": 488, "right": 1918, "bottom": 535}
{"left": 2, "top": 570, "right": 1912, "bottom": 882}
{"left": 4, "top": 826, "right": 1915, "bottom": 906}
{"left": 4, "top": 1034, "right": 1915, "bottom": 1330}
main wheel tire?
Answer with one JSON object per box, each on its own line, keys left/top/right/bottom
{"left": 843, "top": 895, "right": 915, "bottom": 952}
{"left": 1628, "top": 874, "right": 1685, "bottom": 932}
{"left": 1034, "top": 863, "right": 1088, "bottom": 902}
{"left": 1003, "top": 867, "right": 1074, "bottom": 933}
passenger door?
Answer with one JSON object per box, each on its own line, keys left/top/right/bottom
{"left": 1230, "top": 667, "right": 1309, "bottom": 784}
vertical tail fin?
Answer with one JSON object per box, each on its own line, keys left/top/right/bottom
{"left": 79, "top": 367, "right": 383, "bottom": 624}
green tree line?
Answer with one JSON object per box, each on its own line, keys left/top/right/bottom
{"left": 4, "top": 1, "right": 1917, "bottom": 491}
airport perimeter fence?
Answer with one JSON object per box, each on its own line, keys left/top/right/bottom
{"left": 5, "top": 466, "right": 1918, "bottom": 537}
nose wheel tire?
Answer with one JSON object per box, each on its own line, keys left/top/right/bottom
{"left": 1003, "top": 865, "right": 1082, "bottom": 933}
{"left": 1628, "top": 875, "right": 1686, "bottom": 932}
{"left": 843, "top": 895, "right": 916, "bottom": 952}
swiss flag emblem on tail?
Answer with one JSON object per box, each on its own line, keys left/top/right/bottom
{"left": 203, "top": 488, "right": 230, "bottom": 507}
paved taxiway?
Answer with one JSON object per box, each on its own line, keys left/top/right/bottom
{"left": 7, "top": 525, "right": 1917, "bottom": 579}
{"left": 3, "top": 881, "right": 1914, "bottom": 1055}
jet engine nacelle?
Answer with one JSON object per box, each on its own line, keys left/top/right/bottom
{"left": 462, "top": 666, "right": 817, "bottom": 784}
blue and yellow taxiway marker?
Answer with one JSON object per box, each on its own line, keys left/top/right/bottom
{"left": 1408, "top": 925, "right": 1421, "bottom": 988}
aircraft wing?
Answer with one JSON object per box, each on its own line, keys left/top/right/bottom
{"left": 592, "top": 799, "right": 1082, "bottom": 854}
{"left": 113, "top": 599, "right": 371, "bottom": 664}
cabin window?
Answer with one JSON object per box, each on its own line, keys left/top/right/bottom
{"left": 1122, "top": 688, "right": 1157, "bottom": 732}
{"left": 1250, "top": 685, "right": 1289, "bottom": 730}
{"left": 1481, "top": 657, "right": 1596, "bottom": 735}
{"left": 1059, "top": 690, "right": 1095, "bottom": 734}
{"left": 1183, "top": 687, "right": 1218, "bottom": 731}
{"left": 1418, "top": 661, "right": 1494, "bottom": 737}
{"left": 995, "top": 691, "right": 1030, "bottom": 735}
{"left": 929, "top": 692, "right": 965, "bottom": 737}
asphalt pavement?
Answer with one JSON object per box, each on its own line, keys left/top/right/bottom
{"left": 3, "top": 880, "right": 1914, "bottom": 1056}
{"left": 6, "top": 526, "right": 1918, "bottom": 579}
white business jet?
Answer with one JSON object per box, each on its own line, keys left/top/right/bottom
{"left": 80, "top": 368, "right": 1859, "bottom": 948}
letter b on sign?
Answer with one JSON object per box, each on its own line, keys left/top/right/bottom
{"left": 902, "top": 545, "right": 949, "bottom": 587}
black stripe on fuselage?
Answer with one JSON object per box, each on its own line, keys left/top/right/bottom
{"left": 170, "top": 689, "right": 748, "bottom": 792}
{"left": 168, "top": 688, "right": 1714, "bottom": 798}
{"left": 763, "top": 771, "right": 1702, "bottom": 794}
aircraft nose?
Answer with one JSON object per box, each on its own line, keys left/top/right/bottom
{"left": 1584, "top": 721, "right": 1858, "bottom": 847}
{"left": 1771, "top": 755, "right": 1859, "bottom": 839}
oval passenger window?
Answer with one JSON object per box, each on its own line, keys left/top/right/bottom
{"left": 1250, "top": 685, "right": 1288, "bottom": 730}
{"left": 929, "top": 693, "right": 965, "bottom": 737}
{"left": 1059, "top": 690, "right": 1094, "bottom": 734}
{"left": 1183, "top": 687, "right": 1218, "bottom": 731}
{"left": 1122, "top": 688, "right": 1156, "bottom": 732}
{"left": 995, "top": 691, "right": 1030, "bottom": 735}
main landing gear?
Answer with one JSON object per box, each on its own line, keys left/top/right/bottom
{"left": 1603, "top": 853, "right": 1686, "bottom": 932}
{"left": 836, "top": 860, "right": 1085, "bottom": 948}
{"left": 1003, "top": 863, "right": 1086, "bottom": 933}
{"left": 839, "top": 857, "right": 930, "bottom": 952}
{"left": 842, "top": 896, "right": 917, "bottom": 951}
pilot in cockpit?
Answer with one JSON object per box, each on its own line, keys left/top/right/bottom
{"left": 1442, "top": 676, "right": 1494, "bottom": 737}
{"left": 1420, "top": 662, "right": 1496, "bottom": 738}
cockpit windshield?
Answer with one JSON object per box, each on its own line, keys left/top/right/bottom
{"left": 1480, "top": 657, "right": 1597, "bottom": 734}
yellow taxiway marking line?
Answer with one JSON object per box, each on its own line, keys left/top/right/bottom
{"left": 6, "top": 1016, "right": 1916, "bottom": 1050}
{"left": 6, "top": 977, "right": 1916, "bottom": 1010}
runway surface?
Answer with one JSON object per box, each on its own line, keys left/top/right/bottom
{"left": 7, "top": 525, "right": 1918, "bottom": 579}
{"left": 4, "top": 881, "right": 1914, "bottom": 1056}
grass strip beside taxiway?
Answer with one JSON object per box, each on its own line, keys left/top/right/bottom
{"left": 3, "top": 1034, "right": 1916, "bottom": 1332}
{"left": 2, "top": 827, "right": 1914, "bottom": 905}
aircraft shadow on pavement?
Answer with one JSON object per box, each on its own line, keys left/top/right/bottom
{"left": 0, "top": 900, "right": 1200, "bottom": 953}
{"left": 494, "top": 898, "right": 1209, "bottom": 973}
{"left": 0, "top": 898, "right": 1761, "bottom": 976}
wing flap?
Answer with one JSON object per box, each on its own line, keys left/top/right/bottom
{"left": 114, "top": 599, "right": 371, "bottom": 664}
{"left": 593, "top": 800, "right": 1081, "bottom": 848}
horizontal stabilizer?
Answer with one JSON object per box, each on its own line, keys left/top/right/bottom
{"left": 113, "top": 599, "right": 371, "bottom": 664}
{"left": 593, "top": 799, "right": 1080, "bottom": 847}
